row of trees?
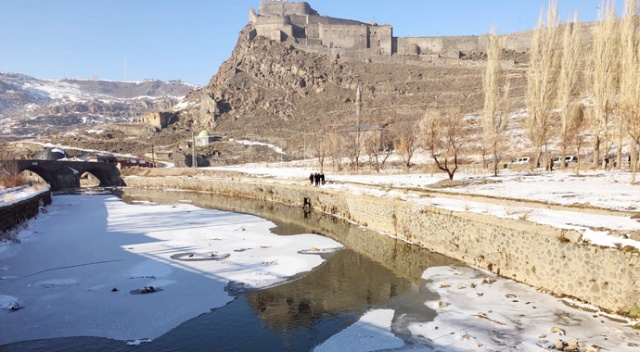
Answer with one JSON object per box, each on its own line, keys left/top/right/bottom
{"left": 297, "top": 0, "right": 640, "bottom": 182}
{"left": 485, "top": 0, "right": 640, "bottom": 182}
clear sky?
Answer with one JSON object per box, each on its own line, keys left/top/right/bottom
{"left": 0, "top": 0, "right": 624, "bottom": 86}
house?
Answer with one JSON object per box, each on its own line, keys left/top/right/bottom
{"left": 138, "top": 112, "right": 176, "bottom": 129}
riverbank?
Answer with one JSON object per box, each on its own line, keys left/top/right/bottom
{"left": 0, "top": 186, "right": 50, "bottom": 235}
{"left": 124, "top": 169, "right": 640, "bottom": 317}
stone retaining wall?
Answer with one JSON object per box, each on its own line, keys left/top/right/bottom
{"left": 124, "top": 176, "right": 640, "bottom": 315}
{"left": 0, "top": 190, "right": 52, "bottom": 234}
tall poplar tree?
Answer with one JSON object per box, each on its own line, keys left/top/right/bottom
{"left": 558, "top": 14, "right": 582, "bottom": 168}
{"left": 589, "top": 0, "right": 620, "bottom": 168}
{"left": 482, "top": 27, "right": 511, "bottom": 176}
{"left": 526, "top": 1, "right": 561, "bottom": 169}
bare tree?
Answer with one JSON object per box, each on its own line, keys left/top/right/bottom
{"left": 419, "top": 108, "right": 465, "bottom": 180}
{"left": 352, "top": 85, "right": 364, "bottom": 172}
{"left": 526, "top": 1, "right": 561, "bottom": 169}
{"left": 393, "top": 119, "right": 418, "bottom": 169}
{"left": 325, "top": 125, "right": 342, "bottom": 172}
{"left": 311, "top": 127, "right": 328, "bottom": 172}
{"left": 618, "top": 0, "right": 639, "bottom": 175}
{"left": 568, "top": 104, "right": 588, "bottom": 175}
{"left": 589, "top": 0, "right": 620, "bottom": 168}
{"left": 558, "top": 14, "right": 582, "bottom": 169}
{"left": 364, "top": 133, "right": 391, "bottom": 173}
{"left": 482, "top": 27, "right": 511, "bottom": 176}
{"left": 620, "top": 102, "right": 640, "bottom": 182}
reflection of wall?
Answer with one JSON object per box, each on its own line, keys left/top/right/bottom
{"left": 124, "top": 177, "right": 640, "bottom": 314}
{"left": 121, "top": 187, "right": 456, "bottom": 281}
{"left": 121, "top": 187, "right": 456, "bottom": 331}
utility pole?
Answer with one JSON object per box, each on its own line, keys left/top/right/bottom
{"left": 355, "top": 80, "right": 362, "bottom": 173}
{"left": 191, "top": 125, "right": 197, "bottom": 169}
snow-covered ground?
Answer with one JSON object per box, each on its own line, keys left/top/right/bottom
{"left": 0, "top": 185, "right": 49, "bottom": 207}
{"left": 0, "top": 194, "right": 342, "bottom": 345}
{"left": 205, "top": 164, "right": 640, "bottom": 250}
{"left": 317, "top": 265, "right": 640, "bottom": 351}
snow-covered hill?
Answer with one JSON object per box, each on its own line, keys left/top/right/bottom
{"left": 0, "top": 72, "right": 197, "bottom": 139}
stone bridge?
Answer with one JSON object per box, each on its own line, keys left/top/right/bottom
{"left": 0, "top": 160, "right": 124, "bottom": 191}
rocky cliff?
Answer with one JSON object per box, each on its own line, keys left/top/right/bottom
{"left": 181, "top": 24, "right": 527, "bottom": 143}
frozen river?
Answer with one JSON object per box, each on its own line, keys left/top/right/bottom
{"left": 1, "top": 188, "right": 639, "bottom": 351}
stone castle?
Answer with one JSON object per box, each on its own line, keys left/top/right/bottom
{"left": 248, "top": 1, "right": 539, "bottom": 59}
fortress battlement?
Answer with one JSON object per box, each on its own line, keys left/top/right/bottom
{"left": 249, "top": 1, "right": 595, "bottom": 60}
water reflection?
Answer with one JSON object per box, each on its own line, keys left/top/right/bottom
{"left": 120, "top": 188, "right": 458, "bottom": 281}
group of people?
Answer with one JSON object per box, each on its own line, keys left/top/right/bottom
{"left": 309, "top": 172, "right": 325, "bottom": 186}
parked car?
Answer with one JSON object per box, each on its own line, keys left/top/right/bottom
{"left": 552, "top": 155, "right": 578, "bottom": 166}
{"left": 509, "top": 157, "right": 531, "bottom": 165}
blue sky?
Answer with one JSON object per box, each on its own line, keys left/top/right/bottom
{"left": 0, "top": 0, "right": 624, "bottom": 86}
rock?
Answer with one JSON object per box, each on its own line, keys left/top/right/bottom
{"left": 550, "top": 326, "right": 566, "bottom": 336}
{"left": 553, "top": 340, "right": 565, "bottom": 350}
{"left": 584, "top": 345, "right": 601, "bottom": 352}
{"left": 8, "top": 301, "right": 21, "bottom": 311}
{"left": 141, "top": 286, "right": 156, "bottom": 294}
{"left": 562, "top": 230, "right": 583, "bottom": 243}
{"left": 436, "top": 300, "right": 447, "bottom": 308}
{"left": 565, "top": 338, "right": 579, "bottom": 350}
{"left": 111, "top": 287, "right": 119, "bottom": 292}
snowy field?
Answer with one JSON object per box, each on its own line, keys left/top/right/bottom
{"left": 206, "top": 164, "right": 640, "bottom": 251}
{"left": 0, "top": 194, "right": 342, "bottom": 345}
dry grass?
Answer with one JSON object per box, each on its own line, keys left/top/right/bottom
{"left": 0, "top": 162, "right": 25, "bottom": 188}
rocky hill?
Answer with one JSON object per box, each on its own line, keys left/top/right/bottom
{"left": 0, "top": 72, "right": 196, "bottom": 140}
{"left": 179, "top": 24, "right": 527, "bottom": 152}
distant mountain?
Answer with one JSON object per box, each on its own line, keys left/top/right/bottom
{"left": 0, "top": 72, "right": 197, "bottom": 139}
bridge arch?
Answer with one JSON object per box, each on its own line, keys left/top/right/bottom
{"left": 20, "top": 165, "right": 56, "bottom": 187}
{"left": 1, "top": 160, "right": 124, "bottom": 191}
{"left": 80, "top": 166, "right": 119, "bottom": 187}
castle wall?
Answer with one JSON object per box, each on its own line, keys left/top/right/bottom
{"left": 259, "top": 1, "right": 316, "bottom": 16}
{"left": 255, "top": 16, "right": 293, "bottom": 41}
{"left": 397, "top": 35, "right": 482, "bottom": 56}
{"left": 252, "top": 1, "right": 601, "bottom": 57}
{"left": 319, "top": 24, "right": 369, "bottom": 50}
{"left": 369, "top": 25, "right": 393, "bottom": 55}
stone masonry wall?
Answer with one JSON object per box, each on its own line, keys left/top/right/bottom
{"left": 0, "top": 190, "right": 52, "bottom": 234}
{"left": 124, "top": 176, "right": 640, "bottom": 314}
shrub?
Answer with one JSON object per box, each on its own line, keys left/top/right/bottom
{"left": 0, "top": 161, "right": 25, "bottom": 188}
